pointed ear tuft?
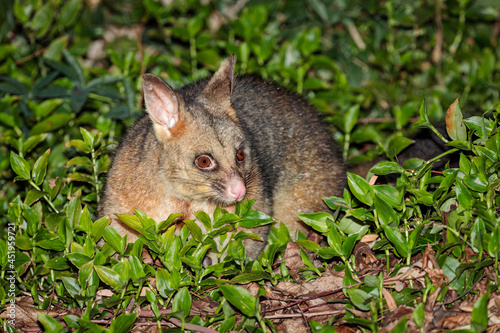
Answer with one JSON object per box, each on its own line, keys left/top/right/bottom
{"left": 142, "top": 74, "right": 180, "bottom": 136}
{"left": 198, "top": 54, "right": 235, "bottom": 112}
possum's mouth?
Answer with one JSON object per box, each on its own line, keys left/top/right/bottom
{"left": 207, "top": 196, "right": 240, "bottom": 207}
{"left": 208, "top": 190, "right": 245, "bottom": 207}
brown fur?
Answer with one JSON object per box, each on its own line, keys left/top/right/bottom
{"left": 98, "top": 55, "right": 346, "bottom": 259}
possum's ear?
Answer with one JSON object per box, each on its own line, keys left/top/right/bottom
{"left": 142, "top": 74, "right": 181, "bottom": 138}
{"left": 197, "top": 54, "right": 235, "bottom": 114}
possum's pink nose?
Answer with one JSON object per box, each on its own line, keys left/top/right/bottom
{"left": 227, "top": 179, "right": 246, "bottom": 202}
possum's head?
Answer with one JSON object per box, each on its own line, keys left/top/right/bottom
{"left": 142, "top": 55, "right": 252, "bottom": 206}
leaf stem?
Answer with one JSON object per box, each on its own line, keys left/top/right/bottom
{"left": 91, "top": 148, "right": 100, "bottom": 202}
{"left": 343, "top": 132, "right": 350, "bottom": 161}
{"left": 29, "top": 180, "right": 59, "bottom": 213}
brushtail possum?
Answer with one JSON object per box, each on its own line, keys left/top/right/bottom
{"left": 98, "top": 55, "right": 345, "bottom": 259}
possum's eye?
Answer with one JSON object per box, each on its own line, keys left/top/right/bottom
{"left": 195, "top": 155, "right": 215, "bottom": 170}
{"left": 236, "top": 148, "right": 245, "bottom": 162}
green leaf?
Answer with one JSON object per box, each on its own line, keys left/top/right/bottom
{"left": 369, "top": 161, "right": 404, "bottom": 175}
{"left": 70, "top": 87, "right": 89, "bottom": 113}
{"left": 303, "top": 77, "right": 329, "bottom": 90}
{"left": 113, "top": 260, "right": 131, "bottom": 284}
{"left": 459, "top": 153, "right": 471, "bottom": 174}
{"left": 470, "top": 218, "right": 485, "bottom": 254}
{"left": 83, "top": 236, "right": 95, "bottom": 258}
{"left": 80, "top": 127, "right": 94, "bottom": 148}
{"left": 16, "top": 235, "right": 33, "bottom": 250}
{"left": 66, "top": 156, "right": 92, "bottom": 168}
{"left": 36, "top": 239, "right": 66, "bottom": 251}
{"left": 234, "top": 230, "right": 262, "bottom": 241}
{"left": 408, "top": 225, "right": 424, "bottom": 252}
{"left": 229, "top": 271, "right": 272, "bottom": 284}
{"left": 0, "top": 77, "right": 28, "bottom": 95}
{"left": 66, "top": 139, "right": 91, "bottom": 153}
{"left": 14, "top": 251, "right": 31, "bottom": 269}
{"left": 187, "top": 15, "right": 203, "bottom": 36}
{"left": 447, "top": 140, "right": 471, "bottom": 150}
{"left": 194, "top": 211, "right": 212, "bottom": 231}
{"left": 348, "top": 208, "right": 372, "bottom": 221}
{"left": 23, "top": 203, "right": 41, "bottom": 236}
{"left": 380, "top": 224, "right": 408, "bottom": 258}
{"left": 455, "top": 180, "right": 473, "bottom": 210}
{"left": 157, "top": 213, "right": 183, "bottom": 231}
{"left": 326, "top": 228, "right": 343, "bottom": 256}
{"left": 235, "top": 200, "right": 255, "bottom": 217}
{"left": 103, "top": 227, "right": 126, "bottom": 254}
{"left": 43, "top": 35, "right": 69, "bottom": 61}
{"left": 471, "top": 292, "right": 489, "bottom": 332}
{"left": 374, "top": 195, "right": 398, "bottom": 226}
{"left": 32, "top": 149, "right": 50, "bottom": 186}
{"left": 78, "top": 206, "right": 92, "bottom": 234}
{"left": 488, "top": 224, "right": 500, "bottom": 258}
{"left": 67, "top": 253, "right": 92, "bottom": 268}
{"left": 31, "top": 113, "right": 74, "bottom": 135}
{"left": 300, "top": 27, "right": 321, "bottom": 56}
{"left": 300, "top": 247, "right": 321, "bottom": 275}
{"left": 44, "top": 257, "right": 70, "bottom": 270}
{"left": 92, "top": 216, "right": 110, "bottom": 240}
{"left": 95, "top": 265, "right": 125, "bottom": 289}
{"left": 386, "top": 136, "right": 414, "bottom": 158}
{"left": 219, "top": 316, "right": 236, "bottom": 333}
{"left": 183, "top": 219, "right": 202, "bottom": 242}
{"left": 213, "top": 213, "right": 240, "bottom": 228}
{"left": 109, "top": 313, "right": 137, "bottom": 333}
{"left": 306, "top": 0, "right": 329, "bottom": 24}
{"left": 344, "top": 104, "right": 359, "bottom": 134}
{"left": 418, "top": 100, "right": 429, "bottom": 123}
{"left": 197, "top": 50, "right": 221, "bottom": 68}
{"left": 339, "top": 215, "right": 369, "bottom": 235}
{"left": 347, "top": 173, "right": 374, "bottom": 206}
{"left": 37, "top": 312, "right": 64, "bottom": 332}
{"left": 296, "top": 239, "right": 321, "bottom": 253}
{"left": 347, "top": 288, "right": 371, "bottom": 311}
{"left": 10, "top": 152, "right": 31, "bottom": 181}
{"left": 373, "top": 185, "right": 402, "bottom": 209}
{"left": 463, "top": 174, "right": 488, "bottom": 192}
{"left": 324, "top": 196, "right": 349, "bottom": 210}
{"left": 129, "top": 255, "right": 145, "bottom": 281}
{"left": 240, "top": 210, "right": 275, "bottom": 228}
{"left": 317, "top": 246, "right": 338, "bottom": 259}
{"left": 29, "top": 2, "right": 55, "bottom": 38}
{"left": 61, "top": 276, "right": 81, "bottom": 297}
{"left": 63, "top": 50, "right": 85, "bottom": 86}
{"left": 61, "top": 0, "right": 83, "bottom": 27}
{"left": 446, "top": 99, "right": 467, "bottom": 141}
{"left": 172, "top": 287, "right": 192, "bottom": 319}
{"left": 0, "top": 112, "right": 15, "bottom": 128}
{"left": 116, "top": 214, "right": 142, "bottom": 232}
{"left": 25, "top": 189, "right": 47, "bottom": 206}
{"left": 391, "top": 316, "right": 408, "bottom": 333}
{"left": 156, "top": 268, "right": 171, "bottom": 298}
{"left": 219, "top": 285, "right": 257, "bottom": 318}
{"left": 31, "top": 98, "right": 63, "bottom": 118}
{"left": 342, "top": 234, "right": 358, "bottom": 258}
{"left": 66, "top": 196, "right": 81, "bottom": 234}
{"left": 413, "top": 302, "right": 424, "bottom": 328}
{"left": 476, "top": 146, "right": 496, "bottom": 164}
{"left": 297, "top": 212, "right": 331, "bottom": 233}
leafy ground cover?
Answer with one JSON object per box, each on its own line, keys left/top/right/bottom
{"left": 1, "top": 0, "right": 500, "bottom": 332}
